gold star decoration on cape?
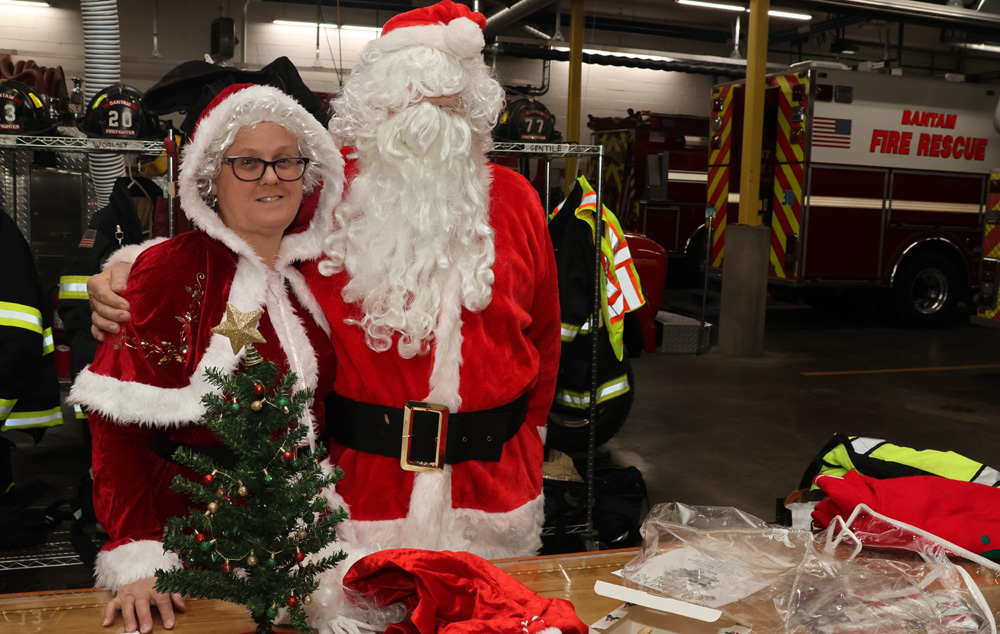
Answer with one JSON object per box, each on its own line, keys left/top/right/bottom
{"left": 211, "top": 303, "right": 266, "bottom": 355}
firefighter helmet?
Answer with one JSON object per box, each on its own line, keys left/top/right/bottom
{"left": 78, "top": 84, "right": 161, "bottom": 140}
{"left": 0, "top": 79, "right": 53, "bottom": 135}
{"left": 495, "top": 98, "right": 559, "bottom": 143}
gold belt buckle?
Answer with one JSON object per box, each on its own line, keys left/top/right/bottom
{"left": 400, "top": 401, "right": 449, "bottom": 472}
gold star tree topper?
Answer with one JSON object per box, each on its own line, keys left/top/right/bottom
{"left": 212, "top": 303, "right": 266, "bottom": 355}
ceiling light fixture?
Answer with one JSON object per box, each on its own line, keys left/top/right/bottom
{"left": 766, "top": 9, "right": 812, "bottom": 20}
{"left": 0, "top": 0, "right": 50, "bottom": 6}
{"left": 676, "top": 0, "right": 746, "bottom": 12}
{"left": 675, "top": 0, "right": 811, "bottom": 20}
{"left": 552, "top": 46, "right": 678, "bottom": 63}
{"left": 955, "top": 41, "right": 1000, "bottom": 53}
{"left": 272, "top": 20, "right": 380, "bottom": 34}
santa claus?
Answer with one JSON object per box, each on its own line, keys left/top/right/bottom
{"left": 87, "top": 0, "right": 560, "bottom": 621}
{"left": 304, "top": 0, "right": 560, "bottom": 562}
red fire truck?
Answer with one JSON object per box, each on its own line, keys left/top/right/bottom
{"left": 588, "top": 112, "right": 711, "bottom": 284}
{"left": 707, "top": 62, "right": 1000, "bottom": 325}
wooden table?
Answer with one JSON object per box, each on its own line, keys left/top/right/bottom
{"left": 0, "top": 549, "right": 638, "bottom": 634}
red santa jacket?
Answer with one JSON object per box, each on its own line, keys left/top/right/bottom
{"left": 303, "top": 161, "right": 561, "bottom": 561}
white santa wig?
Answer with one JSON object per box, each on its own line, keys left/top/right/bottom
{"left": 320, "top": 2, "right": 505, "bottom": 358}
{"left": 327, "top": 2, "right": 504, "bottom": 153}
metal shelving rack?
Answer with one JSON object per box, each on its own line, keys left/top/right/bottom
{"left": 0, "top": 130, "right": 168, "bottom": 242}
{"left": 488, "top": 142, "right": 606, "bottom": 548}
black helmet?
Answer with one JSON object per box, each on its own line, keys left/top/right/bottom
{"left": 0, "top": 79, "right": 53, "bottom": 135}
{"left": 78, "top": 84, "right": 161, "bottom": 140}
{"left": 495, "top": 98, "right": 559, "bottom": 143}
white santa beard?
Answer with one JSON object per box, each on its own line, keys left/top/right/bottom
{"left": 332, "top": 102, "right": 495, "bottom": 358}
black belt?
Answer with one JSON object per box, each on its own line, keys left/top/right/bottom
{"left": 324, "top": 392, "right": 528, "bottom": 469}
{"left": 151, "top": 431, "right": 237, "bottom": 470}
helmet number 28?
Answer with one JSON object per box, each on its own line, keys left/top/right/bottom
{"left": 3, "top": 103, "right": 15, "bottom": 123}
{"left": 108, "top": 108, "right": 132, "bottom": 129}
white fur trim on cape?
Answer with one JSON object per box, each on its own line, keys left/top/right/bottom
{"left": 335, "top": 491, "right": 544, "bottom": 560}
{"left": 372, "top": 16, "right": 484, "bottom": 61}
{"left": 179, "top": 84, "right": 343, "bottom": 267}
{"left": 104, "top": 238, "right": 167, "bottom": 269}
{"left": 95, "top": 539, "right": 182, "bottom": 593}
{"left": 70, "top": 253, "right": 321, "bottom": 442}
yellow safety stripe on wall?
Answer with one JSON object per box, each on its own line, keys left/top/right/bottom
{"left": 1, "top": 406, "right": 63, "bottom": 431}
{"left": 0, "top": 398, "right": 16, "bottom": 418}
{"left": 554, "top": 373, "right": 630, "bottom": 410}
{"left": 74, "top": 404, "right": 89, "bottom": 420}
{"left": 0, "top": 301, "right": 43, "bottom": 334}
{"left": 58, "top": 275, "right": 91, "bottom": 300}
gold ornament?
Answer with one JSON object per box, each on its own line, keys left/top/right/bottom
{"left": 211, "top": 303, "right": 266, "bottom": 355}
{"left": 297, "top": 528, "right": 308, "bottom": 540}
{"left": 238, "top": 485, "right": 249, "bottom": 497}
{"left": 303, "top": 595, "right": 312, "bottom": 606}
{"left": 207, "top": 502, "right": 219, "bottom": 514}
{"left": 251, "top": 400, "right": 263, "bottom": 412}
{"left": 247, "top": 554, "right": 258, "bottom": 566}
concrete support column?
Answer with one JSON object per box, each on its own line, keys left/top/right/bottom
{"left": 718, "top": 224, "right": 770, "bottom": 357}
{"left": 719, "top": 0, "right": 771, "bottom": 357}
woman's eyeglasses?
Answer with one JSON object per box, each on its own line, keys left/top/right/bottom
{"left": 223, "top": 156, "right": 310, "bottom": 182}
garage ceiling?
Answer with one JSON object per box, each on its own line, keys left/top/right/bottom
{"left": 261, "top": 0, "right": 1000, "bottom": 74}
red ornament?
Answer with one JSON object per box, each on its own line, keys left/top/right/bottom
{"left": 287, "top": 596, "right": 298, "bottom": 608}
{"left": 203, "top": 473, "right": 214, "bottom": 485}
{"left": 195, "top": 533, "right": 206, "bottom": 543}
{"left": 295, "top": 551, "right": 305, "bottom": 562}
{"left": 283, "top": 450, "right": 294, "bottom": 461}
{"left": 222, "top": 562, "right": 231, "bottom": 574}
{"left": 253, "top": 382, "right": 265, "bottom": 397}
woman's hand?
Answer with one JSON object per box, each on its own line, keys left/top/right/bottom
{"left": 88, "top": 262, "right": 133, "bottom": 341}
{"left": 103, "top": 576, "right": 185, "bottom": 632}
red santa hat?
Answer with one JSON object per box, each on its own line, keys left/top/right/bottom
{"left": 177, "top": 82, "right": 343, "bottom": 266}
{"left": 369, "top": 0, "right": 487, "bottom": 62}
{"left": 343, "top": 549, "right": 588, "bottom": 634}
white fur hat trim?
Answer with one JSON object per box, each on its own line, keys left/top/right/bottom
{"left": 372, "top": 16, "right": 485, "bottom": 61}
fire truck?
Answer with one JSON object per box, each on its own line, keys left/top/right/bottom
{"left": 707, "top": 62, "right": 1000, "bottom": 325}
{"left": 588, "top": 112, "right": 711, "bottom": 284}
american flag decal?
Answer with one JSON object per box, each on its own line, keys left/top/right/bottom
{"left": 78, "top": 229, "right": 97, "bottom": 249}
{"left": 812, "top": 116, "right": 852, "bottom": 149}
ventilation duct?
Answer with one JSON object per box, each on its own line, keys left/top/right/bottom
{"left": 81, "top": 0, "right": 125, "bottom": 207}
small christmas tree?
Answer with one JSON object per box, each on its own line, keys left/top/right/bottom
{"left": 154, "top": 306, "right": 346, "bottom": 634}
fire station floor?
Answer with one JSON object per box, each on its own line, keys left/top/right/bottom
{"left": 5, "top": 289, "right": 1000, "bottom": 593}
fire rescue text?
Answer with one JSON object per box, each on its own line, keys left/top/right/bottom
{"left": 868, "top": 110, "right": 988, "bottom": 161}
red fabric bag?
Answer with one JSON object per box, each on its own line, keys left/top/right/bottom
{"left": 343, "top": 549, "right": 588, "bottom": 634}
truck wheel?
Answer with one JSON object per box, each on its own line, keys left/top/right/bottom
{"left": 891, "top": 251, "right": 960, "bottom": 327}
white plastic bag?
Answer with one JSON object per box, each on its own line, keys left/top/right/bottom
{"left": 621, "top": 502, "right": 1000, "bottom": 634}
